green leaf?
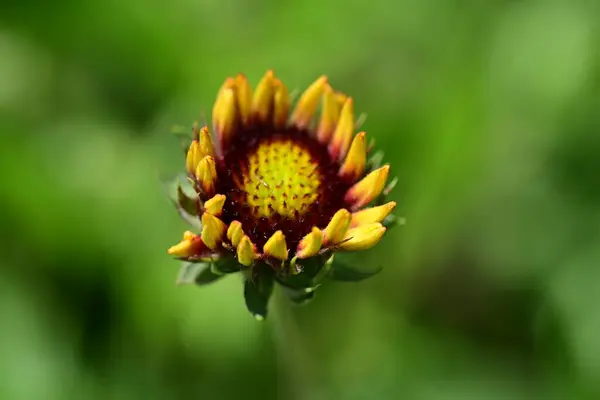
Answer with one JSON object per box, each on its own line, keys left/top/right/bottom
{"left": 176, "top": 262, "right": 224, "bottom": 285}
{"left": 243, "top": 271, "right": 274, "bottom": 320}
{"left": 329, "top": 261, "right": 383, "bottom": 282}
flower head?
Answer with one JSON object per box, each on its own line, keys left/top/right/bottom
{"left": 168, "top": 71, "right": 397, "bottom": 318}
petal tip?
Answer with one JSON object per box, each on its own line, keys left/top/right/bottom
{"left": 339, "top": 223, "right": 387, "bottom": 252}
{"left": 201, "top": 213, "right": 226, "bottom": 250}
{"left": 226, "top": 220, "right": 244, "bottom": 247}
{"left": 296, "top": 227, "right": 323, "bottom": 259}
{"left": 263, "top": 230, "right": 289, "bottom": 261}
{"left": 323, "top": 209, "right": 352, "bottom": 246}
{"left": 168, "top": 231, "right": 208, "bottom": 258}
{"left": 345, "top": 164, "right": 391, "bottom": 209}
{"left": 204, "top": 194, "right": 226, "bottom": 216}
{"left": 317, "top": 75, "right": 328, "bottom": 84}
{"left": 237, "top": 235, "right": 258, "bottom": 267}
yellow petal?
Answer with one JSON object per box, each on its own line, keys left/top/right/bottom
{"left": 338, "top": 223, "right": 386, "bottom": 251}
{"left": 263, "top": 230, "right": 288, "bottom": 260}
{"left": 215, "top": 77, "right": 235, "bottom": 97}
{"left": 212, "top": 78, "right": 234, "bottom": 127}
{"left": 213, "top": 86, "right": 238, "bottom": 143}
{"left": 339, "top": 132, "right": 367, "bottom": 181}
{"left": 350, "top": 201, "right": 396, "bottom": 227}
{"left": 195, "top": 156, "right": 217, "bottom": 196}
{"left": 322, "top": 209, "right": 351, "bottom": 246}
{"left": 317, "top": 84, "right": 340, "bottom": 143}
{"left": 296, "top": 227, "right": 323, "bottom": 259}
{"left": 226, "top": 220, "right": 244, "bottom": 247}
{"left": 235, "top": 74, "right": 253, "bottom": 124}
{"left": 237, "top": 235, "right": 258, "bottom": 267}
{"left": 291, "top": 75, "right": 328, "bottom": 129}
{"left": 345, "top": 165, "right": 390, "bottom": 210}
{"left": 251, "top": 70, "right": 275, "bottom": 123}
{"left": 185, "top": 140, "right": 201, "bottom": 175}
{"left": 167, "top": 231, "right": 209, "bottom": 257}
{"left": 198, "top": 126, "right": 215, "bottom": 158}
{"left": 167, "top": 240, "right": 194, "bottom": 257}
{"left": 203, "top": 194, "right": 226, "bottom": 216}
{"left": 201, "top": 213, "right": 226, "bottom": 250}
{"left": 335, "top": 91, "right": 348, "bottom": 105}
{"left": 183, "top": 231, "right": 195, "bottom": 241}
{"left": 328, "top": 97, "right": 354, "bottom": 160}
{"left": 273, "top": 78, "right": 290, "bottom": 128}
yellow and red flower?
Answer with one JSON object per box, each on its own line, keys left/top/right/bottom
{"left": 167, "top": 71, "right": 397, "bottom": 318}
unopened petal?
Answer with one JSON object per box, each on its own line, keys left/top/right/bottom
{"left": 338, "top": 223, "right": 386, "bottom": 251}
{"left": 251, "top": 70, "right": 275, "bottom": 123}
{"left": 322, "top": 209, "right": 351, "bottom": 246}
{"left": 195, "top": 156, "right": 217, "bottom": 196}
{"left": 201, "top": 213, "right": 226, "bottom": 250}
{"left": 183, "top": 231, "right": 195, "bottom": 241}
{"left": 226, "top": 220, "right": 244, "bottom": 247}
{"left": 212, "top": 78, "right": 235, "bottom": 125}
{"left": 339, "top": 132, "right": 367, "bottom": 181}
{"left": 237, "top": 235, "right": 258, "bottom": 267}
{"left": 204, "top": 194, "right": 226, "bottom": 216}
{"left": 291, "top": 75, "right": 328, "bottom": 129}
{"left": 167, "top": 231, "right": 209, "bottom": 257}
{"left": 263, "top": 230, "right": 288, "bottom": 260}
{"left": 316, "top": 84, "right": 339, "bottom": 143}
{"left": 185, "top": 140, "right": 201, "bottom": 175}
{"left": 328, "top": 97, "right": 354, "bottom": 160}
{"left": 296, "top": 227, "right": 323, "bottom": 259}
{"left": 273, "top": 78, "right": 290, "bottom": 128}
{"left": 213, "top": 86, "right": 238, "bottom": 144}
{"left": 235, "top": 74, "right": 253, "bottom": 124}
{"left": 351, "top": 201, "right": 397, "bottom": 227}
{"left": 345, "top": 165, "right": 390, "bottom": 210}
{"left": 198, "top": 126, "right": 215, "bottom": 158}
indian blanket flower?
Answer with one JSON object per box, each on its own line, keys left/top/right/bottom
{"left": 167, "top": 70, "right": 398, "bottom": 319}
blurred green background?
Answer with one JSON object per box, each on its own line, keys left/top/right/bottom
{"left": 1, "top": 0, "right": 599, "bottom": 398}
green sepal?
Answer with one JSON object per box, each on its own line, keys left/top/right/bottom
{"left": 382, "top": 213, "right": 404, "bottom": 230}
{"left": 366, "top": 150, "right": 385, "bottom": 172}
{"left": 162, "top": 173, "right": 202, "bottom": 231}
{"left": 177, "top": 182, "right": 198, "bottom": 216}
{"left": 282, "top": 286, "right": 317, "bottom": 306}
{"left": 329, "top": 260, "right": 383, "bottom": 282}
{"left": 243, "top": 270, "right": 274, "bottom": 320}
{"left": 211, "top": 256, "right": 242, "bottom": 274}
{"left": 171, "top": 124, "right": 192, "bottom": 155}
{"left": 176, "top": 261, "right": 224, "bottom": 285}
{"left": 278, "top": 251, "right": 333, "bottom": 290}
{"left": 374, "top": 176, "right": 398, "bottom": 206}
{"left": 312, "top": 253, "right": 335, "bottom": 283}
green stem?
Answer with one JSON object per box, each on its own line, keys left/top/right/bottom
{"left": 270, "top": 287, "right": 321, "bottom": 400}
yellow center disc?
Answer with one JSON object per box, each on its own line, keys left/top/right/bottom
{"left": 242, "top": 139, "right": 321, "bottom": 218}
